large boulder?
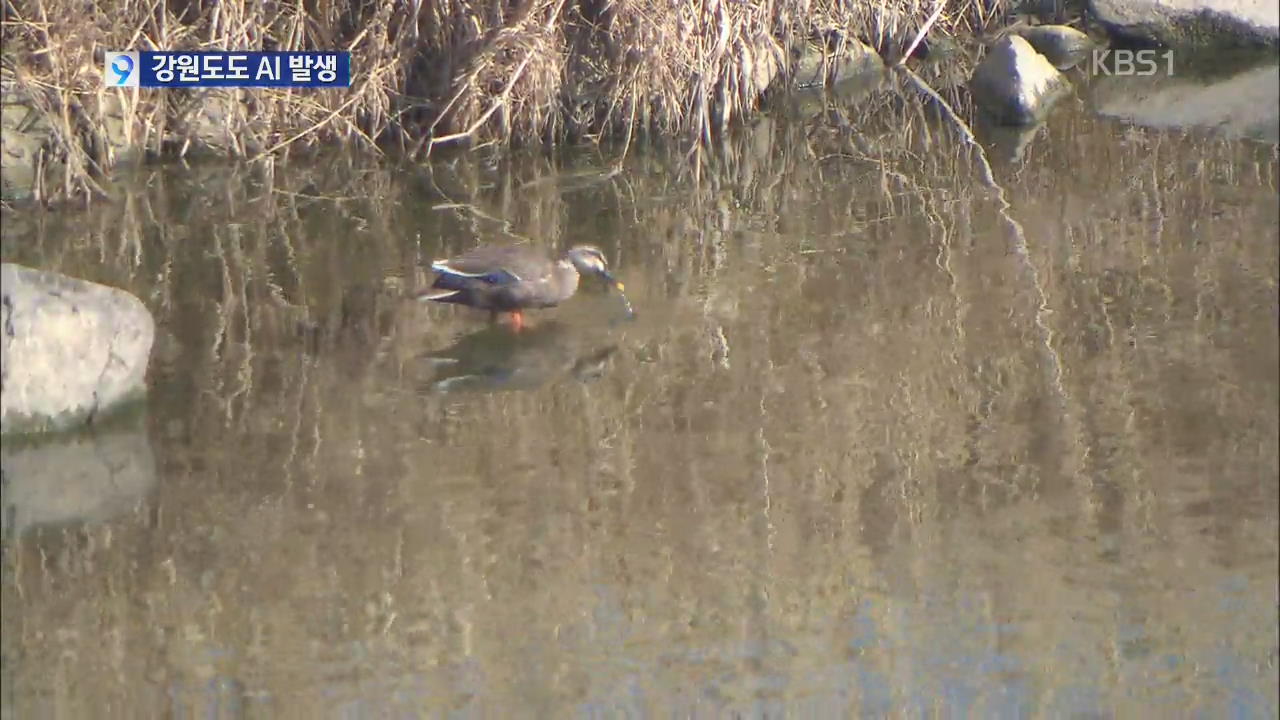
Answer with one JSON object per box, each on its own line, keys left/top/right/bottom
{"left": 1091, "top": 61, "right": 1279, "bottom": 142}
{"left": 970, "top": 35, "right": 1071, "bottom": 125}
{"left": 1089, "top": 0, "right": 1279, "bottom": 48}
{"left": 1, "top": 263, "right": 155, "bottom": 434}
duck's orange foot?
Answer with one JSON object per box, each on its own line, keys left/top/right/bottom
{"left": 491, "top": 310, "right": 525, "bottom": 331}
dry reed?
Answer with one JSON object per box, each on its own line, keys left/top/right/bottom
{"left": 1, "top": 0, "right": 1009, "bottom": 204}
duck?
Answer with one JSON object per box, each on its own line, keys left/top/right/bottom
{"left": 416, "top": 243, "right": 632, "bottom": 330}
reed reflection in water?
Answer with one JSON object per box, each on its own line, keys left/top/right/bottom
{"left": 1, "top": 92, "right": 1277, "bottom": 716}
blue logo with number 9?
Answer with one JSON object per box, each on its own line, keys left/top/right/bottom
{"left": 103, "top": 52, "right": 139, "bottom": 87}
{"left": 111, "top": 55, "right": 133, "bottom": 84}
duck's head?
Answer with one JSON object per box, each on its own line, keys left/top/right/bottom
{"left": 566, "top": 245, "right": 624, "bottom": 291}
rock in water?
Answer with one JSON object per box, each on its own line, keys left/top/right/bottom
{"left": 1089, "top": 0, "right": 1278, "bottom": 48}
{"left": 791, "top": 35, "right": 883, "bottom": 90}
{"left": 1, "top": 263, "right": 155, "bottom": 434}
{"left": 1017, "top": 25, "right": 1096, "bottom": 70}
{"left": 970, "top": 35, "right": 1070, "bottom": 126}
{"left": 1091, "top": 62, "right": 1279, "bottom": 143}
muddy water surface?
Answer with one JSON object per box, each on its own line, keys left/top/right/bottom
{"left": 2, "top": 86, "right": 1278, "bottom": 717}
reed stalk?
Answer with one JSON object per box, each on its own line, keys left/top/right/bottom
{"left": 1, "top": 0, "right": 1008, "bottom": 204}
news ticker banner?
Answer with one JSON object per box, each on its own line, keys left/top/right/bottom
{"left": 104, "top": 51, "right": 351, "bottom": 88}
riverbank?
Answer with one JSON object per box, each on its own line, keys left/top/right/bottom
{"left": 0, "top": 0, "right": 987, "bottom": 202}
{"left": 2, "top": 0, "right": 1278, "bottom": 206}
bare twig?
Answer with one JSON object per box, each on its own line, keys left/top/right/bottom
{"left": 897, "top": 0, "right": 948, "bottom": 67}
{"left": 427, "top": 55, "right": 533, "bottom": 152}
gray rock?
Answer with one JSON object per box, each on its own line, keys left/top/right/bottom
{"left": 791, "top": 37, "right": 884, "bottom": 90}
{"left": 1, "top": 83, "right": 238, "bottom": 201}
{"left": 98, "top": 92, "right": 140, "bottom": 164}
{"left": 970, "top": 35, "right": 1071, "bottom": 125}
{"left": 1, "top": 413, "right": 156, "bottom": 538}
{"left": 1, "top": 88, "right": 139, "bottom": 201}
{"left": 1, "top": 87, "right": 56, "bottom": 202}
{"left": 747, "top": 34, "right": 785, "bottom": 99}
{"left": 785, "top": 37, "right": 886, "bottom": 120}
{"left": 1, "top": 264, "right": 155, "bottom": 435}
{"left": 181, "top": 92, "right": 254, "bottom": 156}
{"left": 1089, "top": 0, "right": 1279, "bottom": 47}
{"left": 1091, "top": 61, "right": 1279, "bottom": 142}
{"left": 1017, "top": 25, "right": 1097, "bottom": 69}
{"left": 1015, "top": 0, "right": 1075, "bottom": 23}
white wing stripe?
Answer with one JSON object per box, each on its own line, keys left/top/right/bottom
{"left": 432, "top": 260, "right": 522, "bottom": 281}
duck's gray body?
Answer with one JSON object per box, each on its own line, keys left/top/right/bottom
{"left": 424, "top": 245, "right": 583, "bottom": 311}
{"left": 418, "top": 244, "right": 627, "bottom": 326}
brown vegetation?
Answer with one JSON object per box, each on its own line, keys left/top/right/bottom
{"left": 1, "top": 0, "right": 1008, "bottom": 203}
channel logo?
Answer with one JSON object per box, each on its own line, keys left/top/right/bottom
{"left": 104, "top": 51, "right": 139, "bottom": 87}
{"left": 100, "top": 51, "right": 351, "bottom": 88}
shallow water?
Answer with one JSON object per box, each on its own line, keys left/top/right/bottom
{"left": 2, "top": 78, "right": 1278, "bottom": 716}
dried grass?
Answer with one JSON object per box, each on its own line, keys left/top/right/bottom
{"left": 1, "top": 0, "right": 1009, "bottom": 203}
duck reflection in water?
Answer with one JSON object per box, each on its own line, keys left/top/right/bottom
{"left": 420, "top": 321, "right": 618, "bottom": 394}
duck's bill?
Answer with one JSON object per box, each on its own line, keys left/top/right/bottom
{"left": 601, "top": 271, "right": 635, "bottom": 319}
{"left": 601, "top": 271, "right": 624, "bottom": 292}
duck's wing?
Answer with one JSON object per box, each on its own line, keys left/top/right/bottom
{"left": 431, "top": 245, "right": 543, "bottom": 287}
